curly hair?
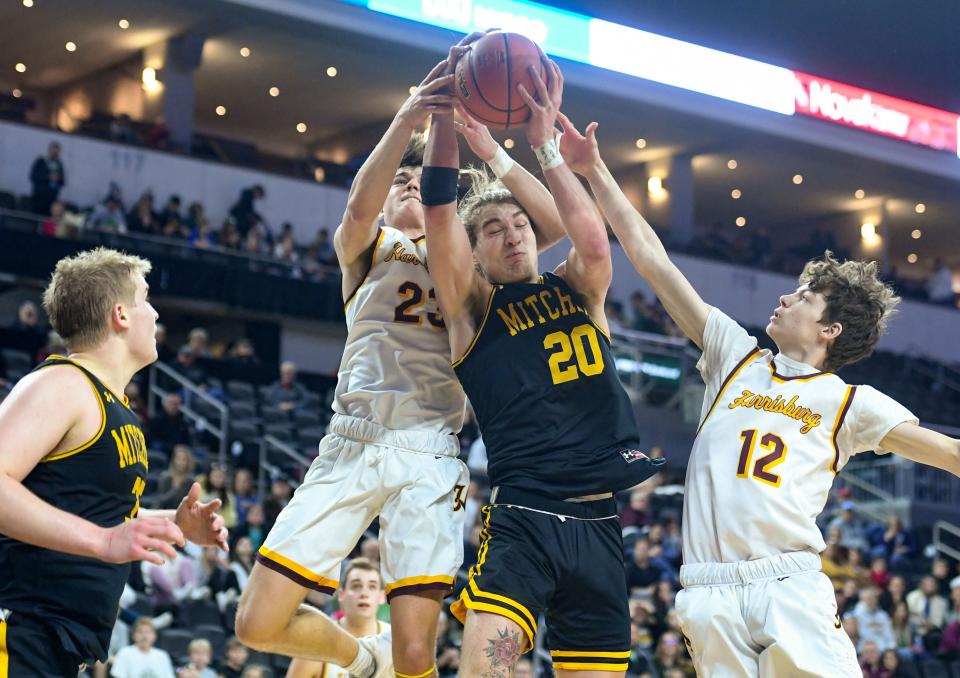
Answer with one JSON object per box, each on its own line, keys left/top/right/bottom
{"left": 799, "top": 251, "right": 900, "bottom": 371}
{"left": 457, "top": 166, "right": 521, "bottom": 248}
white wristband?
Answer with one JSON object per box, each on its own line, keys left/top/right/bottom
{"left": 486, "top": 146, "right": 515, "bottom": 179}
{"left": 532, "top": 137, "right": 564, "bottom": 171}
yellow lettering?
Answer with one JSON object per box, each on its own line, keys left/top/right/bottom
{"left": 112, "top": 428, "right": 132, "bottom": 468}
{"left": 554, "top": 287, "right": 576, "bottom": 316}
{"left": 539, "top": 290, "right": 560, "bottom": 319}
{"left": 524, "top": 295, "right": 547, "bottom": 324}
{"left": 496, "top": 305, "right": 527, "bottom": 336}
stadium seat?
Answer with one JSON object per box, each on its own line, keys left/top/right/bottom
{"left": 229, "top": 420, "right": 260, "bottom": 444}
{"left": 156, "top": 628, "right": 193, "bottom": 664}
{"left": 294, "top": 410, "right": 322, "bottom": 428}
{"left": 264, "top": 423, "right": 295, "bottom": 442}
{"left": 229, "top": 400, "right": 258, "bottom": 421}
{"left": 1, "top": 348, "right": 32, "bottom": 377}
{"left": 298, "top": 425, "right": 327, "bottom": 448}
{"left": 0, "top": 191, "right": 15, "bottom": 210}
{"left": 226, "top": 380, "right": 257, "bottom": 402}
{"left": 179, "top": 599, "right": 222, "bottom": 627}
{"left": 920, "top": 659, "right": 951, "bottom": 678}
{"left": 192, "top": 623, "right": 227, "bottom": 659}
{"left": 148, "top": 449, "right": 169, "bottom": 470}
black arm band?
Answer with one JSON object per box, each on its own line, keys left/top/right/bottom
{"left": 420, "top": 166, "right": 459, "bottom": 206}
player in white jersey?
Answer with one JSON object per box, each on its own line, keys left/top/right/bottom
{"left": 236, "top": 40, "right": 569, "bottom": 678}
{"left": 554, "top": 113, "right": 960, "bottom": 677}
{"left": 286, "top": 558, "right": 390, "bottom": 678}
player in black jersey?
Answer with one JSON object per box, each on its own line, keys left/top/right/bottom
{"left": 421, "top": 57, "right": 663, "bottom": 676}
{"left": 0, "top": 248, "right": 228, "bottom": 676}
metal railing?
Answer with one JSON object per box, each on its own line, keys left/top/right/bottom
{"left": 610, "top": 327, "right": 699, "bottom": 409}
{"left": 933, "top": 521, "right": 960, "bottom": 562}
{"left": 148, "top": 360, "right": 229, "bottom": 465}
{"left": 258, "top": 434, "right": 313, "bottom": 498}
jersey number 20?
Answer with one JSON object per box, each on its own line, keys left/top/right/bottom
{"left": 736, "top": 429, "right": 788, "bottom": 487}
{"left": 543, "top": 323, "right": 605, "bottom": 385}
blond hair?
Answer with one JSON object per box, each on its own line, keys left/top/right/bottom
{"left": 457, "top": 166, "right": 520, "bottom": 248}
{"left": 42, "top": 247, "right": 151, "bottom": 350}
{"left": 799, "top": 251, "right": 900, "bottom": 371}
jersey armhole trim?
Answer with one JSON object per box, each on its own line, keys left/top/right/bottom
{"left": 830, "top": 385, "right": 857, "bottom": 474}
{"left": 38, "top": 363, "right": 107, "bottom": 463}
{"left": 770, "top": 360, "right": 833, "bottom": 383}
{"left": 451, "top": 286, "right": 497, "bottom": 368}
{"left": 696, "top": 347, "right": 762, "bottom": 434}
{"left": 344, "top": 226, "right": 385, "bottom": 310}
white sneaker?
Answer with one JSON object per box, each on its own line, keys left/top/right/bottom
{"left": 353, "top": 627, "right": 393, "bottom": 678}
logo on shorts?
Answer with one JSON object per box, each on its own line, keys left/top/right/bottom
{"left": 618, "top": 448, "right": 650, "bottom": 464}
{"left": 834, "top": 613, "right": 842, "bottom": 629}
{"left": 453, "top": 484, "right": 467, "bottom": 512}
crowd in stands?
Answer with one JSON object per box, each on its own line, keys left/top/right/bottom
{"left": 3, "top": 138, "right": 958, "bottom": 310}
{"left": 4, "top": 302, "right": 960, "bottom": 678}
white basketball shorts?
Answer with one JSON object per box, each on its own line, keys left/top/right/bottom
{"left": 674, "top": 551, "right": 861, "bottom": 678}
{"left": 257, "top": 414, "right": 469, "bottom": 599}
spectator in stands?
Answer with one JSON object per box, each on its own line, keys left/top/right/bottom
{"left": 229, "top": 536, "right": 255, "bottom": 591}
{"left": 879, "top": 649, "right": 902, "bottom": 677}
{"left": 181, "top": 638, "right": 217, "bottom": 678}
{"left": 880, "top": 515, "right": 916, "bottom": 567}
{"left": 627, "top": 538, "right": 670, "bottom": 595}
{"left": 109, "top": 618, "right": 175, "bottom": 678}
{"left": 144, "top": 116, "right": 171, "bottom": 150}
{"left": 313, "top": 227, "right": 336, "bottom": 265}
{"left": 40, "top": 200, "right": 65, "bottom": 236}
{"left": 827, "top": 501, "right": 868, "bottom": 551}
{"left": 262, "top": 476, "right": 292, "bottom": 530}
{"left": 604, "top": 298, "right": 625, "bottom": 333}
{"left": 870, "top": 557, "right": 892, "bottom": 589}
{"left": 219, "top": 220, "right": 242, "bottom": 250}
{"left": 127, "top": 191, "right": 158, "bottom": 235}
{"left": 149, "top": 394, "right": 192, "bottom": 451}
{"left": 123, "top": 381, "right": 147, "bottom": 426}
{"left": 927, "top": 259, "right": 957, "bottom": 306}
{"left": 890, "top": 601, "right": 913, "bottom": 649}
{"left": 189, "top": 217, "right": 217, "bottom": 249}
{"left": 264, "top": 360, "right": 310, "bottom": 413}
{"left": 142, "top": 545, "right": 201, "bottom": 617}
{"left": 907, "top": 575, "right": 949, "bottom": 630}
{"left": 859, "top": 640, "right": 883, "bottom": 678}
{"left": 821, "top": 540, "right": 853, "bottom": 591}
{"left": 9, "top": 300, "right": 45, "bottom": 339}
{"left": 232, "top": 468, "right": 259, "bottom": 524}
{"left": 629, "top": 290, "right": 663, "bottom": 333}
{"left": 152, "top": 444, "right": 198, "bottom": 509}
{"left": 29, "top": 141, "right": 65, "bottom": 216}
{"left": 172, "top": 346, "right": 207, "bottom": 385}
{"left": 242, "top": 229, "right": 267, "bottom": 257}
{"left": 86, "top": 194, "right": 127, "bottom": 233}
{"left": 158, "top": 194, "right": 183, "bottom": 228}
{"left": 185, "top": 328, "right": 210, "bottom": 357}
{"left": 226, "top": 338, "right": 260, "bottom": 367}
{"left": 109, "top": 113, "right": 137, "bottom": 144}
{"left": 885, "top": 575, "right": 909, "bottom": 612}
{"left": 231, "top": 502, "right": 266, "bottom": 552}
{"left": 652, "top": 631, "right": 693, "bottom": 677}
{"left": 842, "top": 615, "right": 861, "bottom": 652}
{"left": 219, "top": 637, "right": 249, "bottom": 678}
{"left": 36, "top": 328, "right": 67, "bottom": 363}
{"left": 932, "top": 558, "right": 953, "bottom": 597}
{"left": 200, "top": 463, "right": 237, "bottom": 528}
{"left": 241, "top": 666, "right": 267, "bottom": 678}
{"left": 852, "top": 587, "right": 896, "bottom": 652}
{"left": 155, "top": 322, "right": 175, "bottom": 363}
{"left": 274, "top": 232, "right": 299, "bottom": 265}
{"left": 230, "top": 184, "right": 265, "bottom": 237}
{"left": 196, "top": 544, "right": 240, "bottom": 609}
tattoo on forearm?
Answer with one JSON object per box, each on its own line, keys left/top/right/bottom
{"left": 480, "top": 627, "right": 521, "bottom": 676}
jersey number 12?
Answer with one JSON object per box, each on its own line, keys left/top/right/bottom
{"left": 736, "top": 429, "right": 787, "bottom": 488}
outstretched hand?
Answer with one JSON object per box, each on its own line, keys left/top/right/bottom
{"left": 516, "top": 59, "right": 563, "bottom": 148}
{"left": 556, "top": 111, "right": 600, "bottom": 176}
{"left": 397, "top": 60, "right": 456, "bottom": 129}
{"left": 99, "top": 516, "right": 184, "bottom": 566}
{"left": 453, "top": 106, "right": 498, "bottom": 161}
{"left": 174, "top": 482, "right": 229, "bottom": 553}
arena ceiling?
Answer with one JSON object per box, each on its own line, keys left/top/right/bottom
{"left": 1, "top": 0, "right": 958, "bottom": 268}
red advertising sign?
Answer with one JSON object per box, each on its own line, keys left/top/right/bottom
{"left": 793, "top": 72, "right": 959, "bottom": 156}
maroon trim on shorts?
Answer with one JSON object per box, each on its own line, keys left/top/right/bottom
{"left": 386, "top": 581, "right": 454, "bottom": 602}
{"left": 255, "top": 553, "right": 336, "bottom": 594}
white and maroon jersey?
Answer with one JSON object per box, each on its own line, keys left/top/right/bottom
{"left": 682, "top": 309, "right": 916, "bottom": 564}
{"left": 333, "top": 226, "right": 465, "bottom": 434}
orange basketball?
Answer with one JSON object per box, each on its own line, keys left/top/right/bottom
{"left": 455, "top": 31, "right": 548, "bottom": 129}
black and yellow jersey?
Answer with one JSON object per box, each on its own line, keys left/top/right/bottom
{"left": 0, "top": 355, "right": 149, "bottom": 664}
{"left": 454, "top": 272, "right": 662, "bottom": 499}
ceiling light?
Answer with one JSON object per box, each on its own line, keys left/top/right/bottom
{"left": 22, "top": 0, "right": 33, "bottom": 7}
{"left": 240, "top": 47, "right": 250, "bottom": 58}
{"left": 792, "top": 174, "right": 803, "bottom": 184}
{"left": 915, "top": 202, "right": 926, "bottom": 214}
{"left": 326, "top": 66, "right": 338, "bottom": 77}
{"left": 296, "top": 122, "right": 307, "bottom": 133}
{"left": 735, "top": 216, "right": 746, "bottom": 227}
{"left": 65, "top": 42, "right": 77, "bottom": 52}
{"left": 141, "top": 67, "right": 161, "bottom": 93}
{"left": 504, "top": 139, "right": 514, "bottom": 149}
{"left": 408, "top": 85, "right": 417, "bottom": 95}
{"left": 635, "top": 138, "right": 647, "bottom": 149}
{"left": 15, "top": 63, "right": 26, "bottom": 73}
{"left": 860, "top": 222, "right": 878, "bottom": 242}
{"left": 314, "top": 167, "right": 326, "bottom": 183}
{"left": 911, "top": 229, "right": 922, "bottom": 239}
{"left": 118, "top": 19, "right": 130, "bottom": 29}
{"left": 215, "top": 105, "right": 226, "bottom": 116}
{"left": 12, "top": 88, "right": 22, "bottom": 98}
{"left": 647, "top": 175, "right": 666, "bottom": 197}
{"left": 854, "top": 189, "right": 865, "bottom": 199}
{"left": 731, "top": 189, "right": 741, "bottom": 199}
{"left": 907, "top": 253, "right": 918, "bottom": 264}
{"left": 269, "top": 86, "right": 279, "bottom": 97}
{"left": 727, "top": 159, "right": 737, "bottom": 170}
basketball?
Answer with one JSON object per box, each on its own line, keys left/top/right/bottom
{"left": 455, "top": 31, "right": 548, "bottom": 129}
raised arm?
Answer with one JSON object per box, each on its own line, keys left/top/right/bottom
{"left": 454, "top": 108, "right": 566, "bottom": 252}
{"left": 517, "top": 62, "right": 611, "bottom": 311}
{"left": 334, "top": 60, "right": 455, "bottom": 266}
{"left": 557, "top": 112, "right": 711, "bottom": 348}
{"left": 880, "top": 423, "right": 960, "bottom": 476}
